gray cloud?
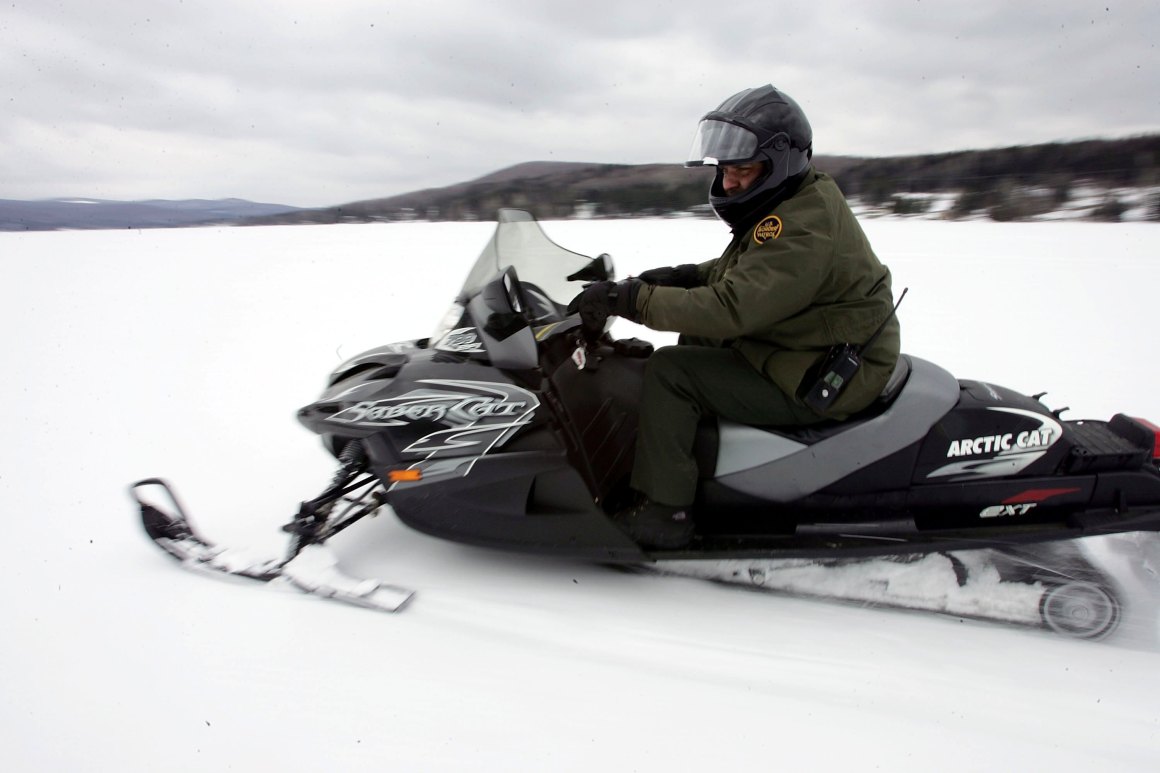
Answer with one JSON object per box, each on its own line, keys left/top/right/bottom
{"left": 2, "top": 0, "right": 1157, "bottom": 206}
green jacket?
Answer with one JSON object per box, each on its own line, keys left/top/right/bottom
{"left": 636, "top": 169, "right": 900, "bottom": 419}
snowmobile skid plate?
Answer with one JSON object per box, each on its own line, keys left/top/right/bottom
{"left": 131, "top": 478, "right": 413, "bottom": 613}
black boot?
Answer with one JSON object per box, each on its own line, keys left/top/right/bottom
{"left": 617, "top": 500, "right": 695, "bottom": 549}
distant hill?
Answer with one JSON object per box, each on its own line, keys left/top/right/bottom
{"left": 0, "top": 198, "right": 303, "bottom": 231}
{"left": 6, "top": 135, "right": 1158, "bottom": 231}
{"left": 241, "top": 162, "right": 717, "bottom": 226}
{"left": 242, "top": 134, "right": 1160, "bottom": 225}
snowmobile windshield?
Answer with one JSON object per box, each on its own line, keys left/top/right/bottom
{"left": 458, "top": 209, "right": 597, "bottom": 310}
{"left": 685, "top": 117, "right": 759, "bottom": 167}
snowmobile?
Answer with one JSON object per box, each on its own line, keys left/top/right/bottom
{"left": 132, "top": 209, "right": 1160, "bottom": 637}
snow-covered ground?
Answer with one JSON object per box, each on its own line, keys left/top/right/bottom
{"left": 3, "top": 216, "right": 1160, "bottom": 771}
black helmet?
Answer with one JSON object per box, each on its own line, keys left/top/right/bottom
{"left": 686, "top": 85, "right": 813, "bottom": 229}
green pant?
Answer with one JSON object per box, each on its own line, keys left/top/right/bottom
{"left": 631, "top": 345, "right": 821, "bottom": 506}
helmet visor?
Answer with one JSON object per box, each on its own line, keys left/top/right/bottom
{"left": 686, "top": 118, "right": 759, "bottom": 166}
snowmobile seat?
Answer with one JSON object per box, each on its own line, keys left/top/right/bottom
{"left": 784, "top": 354, "right": 913, "bottom": 440}
{"left": 759, "top": 354, "right": 913, "bottom": 444}
{"left": 876, "top": 353, "right": 911, "bottom": 406}
{"left": 693, "top": 356, "right": 913, "bottom": 477}
{"left": 697, "top": 356, "right": 961, "bottom": 500}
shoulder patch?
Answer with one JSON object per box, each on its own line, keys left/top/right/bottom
{"left": 753, "top": 215, "right": 783, "bottom": 244}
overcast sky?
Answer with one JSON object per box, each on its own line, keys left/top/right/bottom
{"left": 3, "top": 1, "right": 1158, "bottom": 207}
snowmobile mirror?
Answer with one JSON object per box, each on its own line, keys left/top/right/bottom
{"left": 480, "top": 266, "right": 527, "bottom": 317}
{"left": 503, "top": 271, "right": 523, "bottom": 314}
{"left": 565, "top": 253, "right": 615, "bottom": 283}
{"left": 478, "top": 267, "right": 534, "bottom": 344}
{"left": 469, "top": 268, "right": 538, "bottom": 368}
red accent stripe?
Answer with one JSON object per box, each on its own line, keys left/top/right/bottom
{"left": 1002, "top": 488, "right": 1083, "bottom": 505}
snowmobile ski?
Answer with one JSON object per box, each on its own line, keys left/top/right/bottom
{"left": 132, "top": 477, "right": 413, "bottom": 613}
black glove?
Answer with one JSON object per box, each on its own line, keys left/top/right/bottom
{"left": 566, "top": 279, "right": 643, "bottom": 333}
{"left": 638, "top": 264, "right": 701, "bottom": 288}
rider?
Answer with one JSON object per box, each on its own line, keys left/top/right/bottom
{"left": 569, "top": 84, "right": 900, "bottom": 549}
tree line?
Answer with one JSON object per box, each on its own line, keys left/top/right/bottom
{"left": 244, "top": 134, "right": 1160, "bottom": 226}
